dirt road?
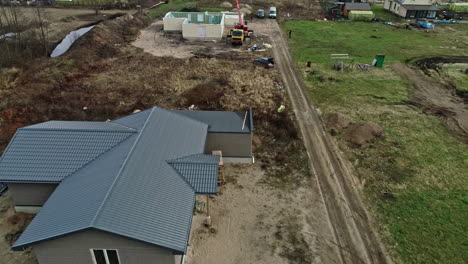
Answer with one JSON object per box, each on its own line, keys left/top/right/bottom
{"left": 267, "top": 20, "right": 391, "bottom": 264}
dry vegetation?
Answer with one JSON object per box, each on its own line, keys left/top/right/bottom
{"left": 0, "top": 9, "right": 328, "bottom": 263}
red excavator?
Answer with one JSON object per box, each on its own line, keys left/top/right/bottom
{"left": 227, "top": 0, "right": 253, "bottom": 45}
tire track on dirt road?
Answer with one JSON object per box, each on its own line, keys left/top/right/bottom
{"left": 267, "top": 20, "right": 392, "bottom": 264}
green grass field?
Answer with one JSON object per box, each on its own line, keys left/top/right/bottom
{"left": 371, "top": 4, "right": 402, "bottom": 22}
{"left": 148, "top": 0, "right": 229, "bottom": 18}
{"left": 442, "top": 64, "right": 468, "bottom": 92}
{"left": 283, "top": 21, "right": 468, "bottom": 64}
{"left": 148, "top": 0, "right": 197, "bottom": 18}
{"left": 284, "top": 21, "right": 468, "bottom": 264}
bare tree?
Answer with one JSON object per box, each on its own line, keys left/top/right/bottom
{"left": 34, "top": 5, "right": 49, "bottom": 56}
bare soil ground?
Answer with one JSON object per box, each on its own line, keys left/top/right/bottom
{"left": 186, "top": 164, "right": 339, "bottom": 264}
{"left": 0, "top": 193, "right": 36, "bottom": 264}
{"left": 392, "top": 61, "right": 468, "bottom": 138}
{"left": 132, "top": 19, "right": 273, "bottom": 59}
{"left": 267, "top": 19, "right": 391, "bottom": 264}
{"left": 132, "top": 18, "right": 343, "bottom": 264}
{"left": 0, "top": 14, "right": 339, "bottom": 264}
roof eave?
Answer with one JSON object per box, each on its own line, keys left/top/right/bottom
{"left": 12, "top": 227, "right": 93, "bottom": 251}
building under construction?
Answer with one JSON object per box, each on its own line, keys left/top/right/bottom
{"left": 163, "top": 11, "right": 242, "bottom": 40}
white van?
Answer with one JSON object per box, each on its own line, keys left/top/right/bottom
{"left": 269, "top": 7, "right": 277, "bottom": 19}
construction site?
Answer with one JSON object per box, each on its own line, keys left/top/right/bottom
{"left": 0, "top": 0, "right": 467, "bottom": 264}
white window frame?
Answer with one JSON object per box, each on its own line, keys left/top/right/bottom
{"left": 90, "top": 248, "right": 121, "bottom": 264}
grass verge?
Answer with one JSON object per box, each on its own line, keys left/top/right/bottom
{"left": 284, "top": 21, "right": 468, "bottom": 263}
{"left": 282, "top": 21, "right": 468, "bottom": 63}
{"left": 148, "top": 1, "right": 230, "bottom": 18}
{"left": 371, "top": 4, "right": 402, "bottom": 22}
{"left": 148, "top": 0, "right": 197, "bottom": 18}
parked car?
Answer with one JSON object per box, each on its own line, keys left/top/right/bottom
{"left": 9, "top": 0, "right": 21, "bottom": 6}
{"left": 256, "top": 9, "right": 265, "bottom": 19}
{"left": 0, "top": 183, "right": 8, "bottom": 197}
{"left": 254, "top": 58, "right": 274, "bottom": 68}
{"left": 269, "top": 7, "right": 277, "bottom": 19}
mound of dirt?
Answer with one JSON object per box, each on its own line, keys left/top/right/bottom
{"left": 324, "top": 112, "right": 352, "bottom": 135}
{"left": 184, "top": 79, "right": 230, "bottom": 110}
{"left": 69, "top": 13, "right": 147, "bottom": 59}
{"left": 343, "top": 122, "right": 383, "bottom": 146}
{"left": 220, "top": 1, "right": 232, "bottom": 8}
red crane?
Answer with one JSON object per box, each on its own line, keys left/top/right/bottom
{"left": 228, "top": 0, "right": 253, "bottom": 45}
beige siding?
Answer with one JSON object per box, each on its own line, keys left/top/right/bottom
{"left": 205, "top": 133, "right": 252, "bottom": 157}
{"left": 34, "top": 229, "right": 181, "bottom": 264}
{"left": 399, "top": 6, "right": 408, "bottom": 17}
{"left": 163, "top": 17, "right": 187, "bottom": 31}
{"left": 8, "top": 183, "right": 57, "bottom": 206}
{"left": 182, "top": 23, "right": 223, "bottom": 40}
{"left": 383, "top": 0, "right": 391, "bottom": 10}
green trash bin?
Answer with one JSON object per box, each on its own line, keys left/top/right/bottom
{"left": 375, "top": 54, "right": 385, "bottom": 68}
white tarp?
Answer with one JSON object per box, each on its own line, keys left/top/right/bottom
{"left": 0, "top": 33, "right": 16, "bottom": 40}
{"left": 50, "top": 25, "right": 95, "bottom": 58}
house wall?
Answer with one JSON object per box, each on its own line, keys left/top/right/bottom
{"left": 406, "top": 0, "right": 434, "bottom": 5}
{"left": 182, "top": 23, "right": 224, "bottom": 40}
{"left": 205, "top": 133, "right": 252, "bottom": 158}
{"left": 344, "top": 8, "right": 370, "bottom": 17}
{"left": 387, "top": 1, "right": 403, "bottom": 16}
{"left": 8, "top": 183, "right": 57, "bottom": 207}
{"left": 163, "top": 17, "right": 187, "bottom": 31}
{"left": 33, "top": 229, "right": 182, "bottom": 264}
{"left": 399, "top": 6, "right": 408, "bottom": 17}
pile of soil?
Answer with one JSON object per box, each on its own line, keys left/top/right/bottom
{"left": 343, "top": 122, "right": 384, "bottom": 146}
{"left": 220, "top": 1, "right": 232, "bottom": 8}
{"left": 324, "top": 112, "right": 352, "bottom": 135}
{"left": 69, "top": 13, "right": 147, "bottom": 59}
{"left": 184, "top": 79, "right": 231, "bottom": 109}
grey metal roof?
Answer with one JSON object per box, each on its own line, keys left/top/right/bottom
{"left": 171, "top": 108, "right": 253, "bottom": 133}
{"left": 169, "top": 154, "right": 219, "bottom": 194}
{"left": 24, "top": 121, "right": 136, "bottom": 132}
{"left": 9, "top": 107, "right": 227, "bottom": 254}
{"left": 112, "top": 109, "right": 153, "bottom": 130}
{"left": 169, "top": 153, "right": 220, "bottom": 164}
{"left": 403, "top": 5, "right": 438, "bottom": 11}
{"left": 0, "top": 128, "right": 135, "bottom": 182}
{"left": 345, "top": 2, "right": 371, "bottom": 10}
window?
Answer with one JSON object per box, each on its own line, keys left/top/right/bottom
{"left": 91, "top": 249, "right": 120, "bottom": 264}
{"left": 197, "top": 14, "right": 204, "bottom": 22}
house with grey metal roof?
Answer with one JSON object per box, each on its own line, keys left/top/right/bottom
{"left": 384, "top": 0, "right": 438, "bottom": 18}
{"left": 0, "top": 106, "right": 254, "bottom": 264}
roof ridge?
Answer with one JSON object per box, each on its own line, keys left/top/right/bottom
{"left": 167, "top": 109, "right": 210, "bottom": 128}
{"left": 167, "top": 153, "right": 219, "bottom": 164}
{"left": 59, "top": 132, "right": 136, "bottom": 182}
{"left": 90, "top": 107, "right": 156, "bottom": 226}
{"left": 107, "top": 121, "right": 138, "bottom": 131}
{"left": 167, "top": 163, "right": 197, "bottom": 193}
{"left": 21, "top": 128, "right": 136, "bottom": 133}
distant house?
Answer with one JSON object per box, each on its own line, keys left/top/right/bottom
{"left": 344, "top": 2, "right": 372, "bottom": 17}
{"left": 0, "top": 107, "right": 253, "bottom": 264}
{"left": 384, "top": 0, "right": 438, "bottom": 19}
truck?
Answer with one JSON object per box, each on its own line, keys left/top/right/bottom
{"left": 269, "top": 7, "right": 277, "bottom": 19}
